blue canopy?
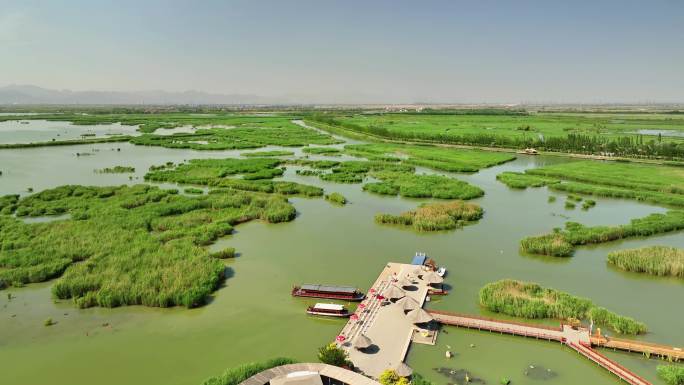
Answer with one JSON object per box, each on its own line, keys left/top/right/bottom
{"left": 411, "top": 254, "right": 426, "bottom": 265}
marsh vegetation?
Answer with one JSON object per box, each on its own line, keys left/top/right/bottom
{"left": 479, "top": 279, "right": 646, "bottom": 334}
{"left": 521, "top": 211, "right": 684, "bottom": 257}
{"left": 0, "top": 184, "right": 297, "bottom": 308}
{"left": 607, "top": 246, "right": 684, "bottom": 278}
{"left": 375, "top": 201, "right": 482, "bottom": 231}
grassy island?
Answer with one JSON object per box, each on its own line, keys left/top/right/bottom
{"left": 0, "top": 184, "right": 297, "bottom": 308}
{"left": 657, "top": 365, "right": 684, "bottom": 385}
{"left": 363, "top": 171, "right": 484, "bottom": 199}
{"left": 144, "top": 158, "right": 323, "bottom": 197}
{"left": 608, "top": 246, "right": 684, "bottom": 278}
{"left": 479, "top": 279, "right": 646, "bottom": 334}
{"left": 520, "top": 211, "right": 684, "bottom": 257}
{"left": 95, "top": 165, "right": 136, "bottom": 174}
{"left": 375, "top": 201, "right": 482, "bottom": 231}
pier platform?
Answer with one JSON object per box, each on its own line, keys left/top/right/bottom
{"left": 336, "top": 262, "right": 433, "bottom": 378}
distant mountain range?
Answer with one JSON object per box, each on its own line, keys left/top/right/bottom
{"left": 0, "top": 85, "right": 282, "bottom": 105}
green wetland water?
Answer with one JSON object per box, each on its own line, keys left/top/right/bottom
{"left": 1, "top": 123, "right": 683, "bottom": 385}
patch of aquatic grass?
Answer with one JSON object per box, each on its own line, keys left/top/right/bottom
{"left": 241, "top": 150, "right": 294, "bottom": 157}
{"left": 302, "top": 147, "right": 341, "bottom": 155}
{"left": 209, "top": 247, "right": 236, "bottom": 259}
{"left": 496, "top": 172, "right": 559, "bottom": 189}
{"left": 550, "top": 182, "right": 684, "bottom": 207}
{"left": 521, "top": 211, "right": 684, "bottom": 257}
{"left": 0, "top": 185, "right": 298, "bottom": 308}
{"left": 657, "top": 365, "right": 684, "bottom": 385}
{"left": 295, "top": 169, "right": 323, "bottom": 176}
{"left": 479, "top": 279, "right": 646, "bottom": 334}
{"left": 375, "top": 201, "right": 482, "bottom": 231}
{"left": 94, "top": 166, "right": 135, "bottom": 174}
{"left": 581, "top": 199, "right": 596, "bottom": 210}
{"left": 201, "top": 357, "right": 298, "bottom": 385}
{"left": 345, "top": 143, "right": 515, "bottom": 172}
{"left": 131, "top": 117, "right": 341, "bottom": 150}
{"left": 325, "top": 192, "right": 347, "bottom": 205}
{"left": 145, "top": 158, "right": 322, "bottom": 197}
{"left": 564, "top": 201, "right": 576, "bottom": 209}
{"left": 607, "top": 246, "right": 684, "bottom": 278}
{"left": 184, "top": 188, "right": 204, "bottom": 195}
{"left": 363, "top": 171, "right": 484, "bottom": 199}
{"left": 548, "top": 196, "right": 557, "bottom": 203}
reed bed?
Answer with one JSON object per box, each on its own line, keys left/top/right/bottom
{"left": 496, "top": 172, "right": 559, "bottom": 189}
{"left": 302, "top": 147, "right": 341, "bottom": 155}
{"left": 607, "top": 246, "right": 684, "bottom": 278}
{"left": 375, "top": 201, "right": 482, "bottom": 231}
{"left": 657, "top": 365, "right": 684, "bottom": 385}
{"left": 144, "top": 158, "right": 323, "bottom": 197}
{"left": 201, "top": 357, "right": 297, "bottom": 385}
{"left": 0, "top": 184, "right": 298, "bottom": 308}
{"left": 521, "top": 211, "right": 684, "bottom": 257}
{"left": 479, "top": 279, "right": 646, "bottom": 334}
{"left": 94, "top": 166, "right": 136, "bottom": 174}
{"left": 324, "top": 192, "right": 347, "bottom": 205}
{"left": 363, "top": 171, "right": 484, "bottom": 199}
{"left": 241, "top": 150, "right": 294, "bottom": 157}
{"left": 344, "top": 143, "right": 515, "bottom": 172}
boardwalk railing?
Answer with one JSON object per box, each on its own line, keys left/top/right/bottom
{"left": 429, "top": 310, "right": 653, "bottom": 385}
{"left": 568, "top": 342, "right": 651, "bottom": 385}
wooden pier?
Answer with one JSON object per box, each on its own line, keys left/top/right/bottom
{"left": 430, "top": 310, "right": 683, "bottom": 385}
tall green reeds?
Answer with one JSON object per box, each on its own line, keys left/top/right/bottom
{"left": 607, "top": 246, "right": 684, "bottom": 277}
{"left": 479, "top": 279, "right": 646, "bottom": 334}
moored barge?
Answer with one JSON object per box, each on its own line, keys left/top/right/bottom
{"left": 292, "top": 284, "right": 365, "bottom": 301}
{"left": 306, "top": 303, "right": 350, "bottom": 317}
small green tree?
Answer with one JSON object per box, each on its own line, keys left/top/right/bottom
{"left": 317, "top": 343, "right": 350, "bottom": 367}
{"left": 379, "top": 369, "right": 400, "bottom": 385}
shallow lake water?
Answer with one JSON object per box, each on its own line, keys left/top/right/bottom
{"left": 0, "top": 121, "right": 682, "bottom": 385}
{"left": 0, "top": 120, "right": 140, "bottom": 144}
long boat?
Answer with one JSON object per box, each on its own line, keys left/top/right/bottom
{"left": 306, "top": 303, "right": 350, "bottom": 318}
{"left": 292, "top": 284, "right": 365, "bottom": 301}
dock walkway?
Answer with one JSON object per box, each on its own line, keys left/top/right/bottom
{"left": 429, "top": 310, "right": 684, "bottom": 385}
{"left": 337, "top": 262, "right": 431, "bottom": 378}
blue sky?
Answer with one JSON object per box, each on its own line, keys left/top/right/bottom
{"left": 1, "top": 0, "right": 683, "bottom": 103}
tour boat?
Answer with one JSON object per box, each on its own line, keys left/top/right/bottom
{"left": 292, "top": 284, "right": 365, "bottom": 301}
{"left": 436, "top": 267, "right": 447, "bottom": 277}
{"left": 306, "top": 303, "right": 350, "bottom": 317}
{"left": 428, "top": 286, "right": 449, "bottom": 295}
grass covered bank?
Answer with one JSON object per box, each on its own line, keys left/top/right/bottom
{"left": 479, "top": 279, "right": 646, "bottom": 334}
{"left": 0, "top": 184, "right": 297, "bottom": 308}
{"left": 607, "top": 246, "right": 684, "bottom": 278}
{"left": 375, "top": 201, "right": 482, "bottom": 231}
{"left": 520, "top": 211, "right": 684, "bottom": 257}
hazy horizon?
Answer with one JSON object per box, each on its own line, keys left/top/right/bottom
{"left": 2, "top": 0, "right": 683, "bottom": 104}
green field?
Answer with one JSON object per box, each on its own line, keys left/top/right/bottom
{"left": 345, "top": 143, "right": 515, "bottom": 172}
{"left": 311, "top": 111, "right": 684, "bottom": 158}
{"left": 497, "top": 160, "right": 684, "bottom": 207}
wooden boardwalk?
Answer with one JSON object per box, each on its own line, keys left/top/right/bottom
{"left": 429, "top": 310, "right": 684, "bottom": 385}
